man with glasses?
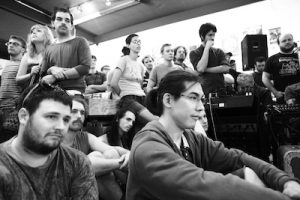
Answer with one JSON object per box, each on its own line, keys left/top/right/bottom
{"left": 0, "top": 35, "right": 26, "bottom": 142}
{"left": 0, "top": 84, "right": 98, "bottom": 199}
{"left": 40, "top": 7, "right": 91, "bottom": 93}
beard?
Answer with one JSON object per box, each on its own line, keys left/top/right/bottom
{"left": 69, "top": 119, "right": 83, "bottom": 132}
{"left": 280, "top": 45, "right": 294, "bottom": 53}
{"left": 22, "top": 119, "right": 61, "bottom": 155}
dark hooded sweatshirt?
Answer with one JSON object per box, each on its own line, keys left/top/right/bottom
{"left": 126, "top": 120, "right": 298, "bottom": 200}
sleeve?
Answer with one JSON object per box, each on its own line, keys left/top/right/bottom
{"left": 264, "top": 57, "right": 273, "bottom": 73}
{"left": 149, "top": 66, "right": 157, "bottom": 83}
{"left": 189, "top": 50, "right": 199, "bottom": 70}
{"left": 116, "top": 57, "right": 127, "bottom": 73}
{"left": 217, "top": 49, "right": 229, "bottom": 66}
{"left": 71, "top": 153, "right": 98, "bottom": 200}
{"left": 74, "top": 37, "right": 91, "bottom": 76}
{"left": 131, "top": 139, "right": 290, "bottom": 200}
{"left": 202, "top": 136, "right": 299, "bottom": 191}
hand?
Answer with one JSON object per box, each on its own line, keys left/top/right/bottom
{"left": 119, "top": 152, "right": 130, "bottom": 169}
{"left": 48, "top": 66, "right": 65, "bottom": 80}
{"left": 205, "top": 40, "right": 214, "bottom": 49}
{"left": 30, "top": 65, "right": 40, "bottom": 75}
{"left": 222, "top": 65, "right": 231, "bottom": 73}
{"left": 85, "top": 85, "right": 98, "bottom": 94}
{"left": 103, "top": 148, "right": 120, "bottom": 159}
{"left": 283, "top": 181, "right": 300, "bottom": 199}
{"left": 41, "top": 75, "right": 56, "bottom": 85}
{"left": 274, "top": 91, "right": 284, "bottom": 99}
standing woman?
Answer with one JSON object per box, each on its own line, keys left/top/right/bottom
{"left": 110, "top": 34, "right": 157, "bottom": 125}
{"left": 16, "top": 24, "right": 54, "bottom": 87}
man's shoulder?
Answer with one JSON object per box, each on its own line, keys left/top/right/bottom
{"left": 58, "top": 144, "right": 89, "bottom": 163}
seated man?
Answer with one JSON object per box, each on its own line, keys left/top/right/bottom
{"left": 63, "top": 95, "right": 129, "bottom": 200}
{"left": 0, "top": 83, "right": 98, "bottom": 199}
{"left": 127, "top": 70, "right": 300, "bottom": 200}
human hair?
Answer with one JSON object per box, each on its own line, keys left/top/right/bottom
{"left": 106, "top": 108, "right": 136, "bottom": 149}
{"left": 100, "top": 65, "right": 110, "bottom": 72}
{"left": 27, "top": 24, "right": 54, "bottom": 58}
{"left": 121, "top": 34, "right": 138, "bottom": 56}
{"left": 199, "top": 23, "right": 217, "bottom": 41}
{"left": 72, "top": 95, "right": 89, "bottom": 118}
{"left": 9, "top": 35, "right": 26, "bottom": 49}
{"left": 19, "top": 83, "right": 72, "bottom": 115}
{"left": 160, "top": 43, "right": 172, "bottom": 54}
{"left": 142, "top": 55, "right": 154, "bottom": 64}
{"left": 173, "top": 46, "right": 187, "bottom": 61}
{"left": 91, "top": 55, "right": 97, "bottom": 60}
{"left": 145, "top": 70, "right": 201, "bottom": 116}
{"left": 51, "top": 7, "right": 74, "bottom": 25}
{"left": 254, "top": 56, "right": 266, "bottom": 64}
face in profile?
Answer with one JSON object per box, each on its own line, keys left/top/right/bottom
{"left": 162, "top": 45, "right": 174, "bottom": 61}
{"left": 129, "top": 36, "right": 141, "bottom": 53}
{"left": 30, "top": 27, "right": 46, "bottom": 43}
{"left": 118, "top": 111, "right": 136, "bottom": 134}
{"left": 199, "top": 111, "right": 208, "bottom": 131}
{"left": 22, "top": 100, "right": 71, "bottom": 155}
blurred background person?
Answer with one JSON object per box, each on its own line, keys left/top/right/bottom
{"left": 142, "top": 55, "right": 154, "bottom": 92}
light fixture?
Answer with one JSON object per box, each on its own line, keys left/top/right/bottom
{"left": 70, "top": 0, "right": 141, "bottom": 25}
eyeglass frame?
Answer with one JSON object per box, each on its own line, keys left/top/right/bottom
{"left": 5, "top": 41, "right": 23, "bottom": 48}
{"left": 131, "top": 40, "right": 141, "bottom": 45}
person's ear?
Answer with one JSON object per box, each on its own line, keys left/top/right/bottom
{"left": 162, "top": 93, "right": 173, "bottom": 108}
{"left": 18, "top": 108, "right": 29, "bottom": 125}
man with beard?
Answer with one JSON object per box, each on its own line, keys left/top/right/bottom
{"left": 39, "top": 7, "right": 91, "bottom": 93}
{"left": 0, "top": 84, "right": 98, "bottom": 199}
{"left": 263, "top": 33, "right": 300, "bottom": 103}
{"left": 63, "top": 96, "right": 130, "bottom": 200}
{"left": 174, "top": 45, "right": 194, "bottom": 72}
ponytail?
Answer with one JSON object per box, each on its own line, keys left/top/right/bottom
{"left": 122, "top": 46, "right": 130, "bottom": 56}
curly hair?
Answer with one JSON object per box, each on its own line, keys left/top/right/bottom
{"left": 27, "top": 24, "right": 54, "bottom": 58}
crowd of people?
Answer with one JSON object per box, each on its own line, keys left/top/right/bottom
{"left": 0, "top": 7, "right": 299, "bottom": 200}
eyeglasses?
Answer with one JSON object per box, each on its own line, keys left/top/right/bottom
{"left": 22, "top": 81, "right": 69, "bottom": 107}
{"left": 5, "top": 42, "right": 22, "bottom": 47}
{"left": 180, "top": 94, "right": 207, "bottom": 104}
{"left": 131, "top": 40, "right": 141, "bottom": 45}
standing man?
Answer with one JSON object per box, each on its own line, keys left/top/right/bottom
{"left": 0, "top": 35, "right": 26, "bottom": 142}
{"left": 85, "top": 55, "right": 107, "bottom": 94}
{"left": 253, "top": 56, "right": 266, "bottom": 88}
{"left": 263, "top": 33, "right": 300, "bottom": 103}
{"left": 174, "top": 45, "right": 193, "bottom": 72}
{"left": 0, "top": 84, "right": 98, "bottom": 199}
{"left": 40, "top": 7, "right": 91, "bottom": 93}
{"left": 189, "top": 23, "right": 230, "bottom": 96}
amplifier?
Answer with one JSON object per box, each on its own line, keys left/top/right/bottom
{"left": 267, "top": 104, "right": 300, "bottom": 117}
{"left": 277, "top": 145, "right": 300, "bottom": 179}
{"left": 209, "top": 95, "right": 254, "bottom": 109}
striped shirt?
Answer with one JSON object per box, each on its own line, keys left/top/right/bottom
{"left": 0, "top": 60, "right": 22, "bottom": 109}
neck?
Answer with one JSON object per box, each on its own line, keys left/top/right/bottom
{"left": 10, "top": 54, "right": 22, "bottom": 61}
{"left": 280, "top": 50, "right": 293, "bottom": 54}
{"left": 89, "top": 69, "right": 96, "bottom": 74}
{"left": 159, "top": 114, "right": 183, "bottom": 145}
{"left": 175, "top": 59, "right": 183, "bottom": 64}
{"left": 129, "top": 51, "right": 139, "bottom": 60}
{"left": 12, "top": 136, "right": 51, "bottom": 167}
{"left": 34, "top": 42, "right": 46, "bottom": 54}
{"left": 63, "top": 130, "right": 78, "bottom": 146}
{"left": 164, "top": 60, "right": 173, "bottom": 66}
{"left": 57, "top": 34, "right": 74, "bottom": 43}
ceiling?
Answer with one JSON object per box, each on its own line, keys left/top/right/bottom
{"left": 0, "top": 0, "right": 263, "bottom": 44}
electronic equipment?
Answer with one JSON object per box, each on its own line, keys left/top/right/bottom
{"left": 209, "top": 95, "right": 254, "bottom": 109}
{"left": 277, "top": 145, "right": 300, "bottom": 179}
{"left": 267, "top": 104, "right": 300, "bottom": 117}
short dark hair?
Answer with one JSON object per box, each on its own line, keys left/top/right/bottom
{"left": 101, "top": 65, "right": 110, "bottom": 71}
{"left": 160, "top": 43, "right": 172, "bottom": 54}
{"left": 145, "top": 70, "right": 201, "bottom": 116}
{"left": 9, "top": 35, "right": 26, "bottom": 49}
{"left": 173, "top": 46, "right": 187, "bottom": 59}
{"left": 51, "top": 7, "right": 74, "bottom": 25}
{"left": 254, "top": 56, "right": 266, "bottom": 63}
{"left": 199, "top": 23, "right": 217, "bottom": 41}
{"left": 121, "top": 34, "right": 138, "bottom": 56}
{"left": 20, "top": 83, "right": 72, "bottom": 115}
{"left": 91, "top": 55, "right": 97, "bottom": 60}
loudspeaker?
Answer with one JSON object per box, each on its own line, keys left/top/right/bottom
{"left": 241, "top": 35, "right": 268, "bottom": 71}
{"left": 0, "top": 39, "right": 9, "bottom": 60}
{"left": 277, "top": 145, "right": 300, "bottom": 179}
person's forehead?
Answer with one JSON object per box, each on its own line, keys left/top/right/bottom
{"left": 124, "top": 111, "right": 135, "bottom": 120}
{"left": 37, "top": 100, "right": 71, "bottom": 114}
{"left": 279, "top": 34, "right": 293, "bottom": 42}
{"left": 9, "top": 38, "right": 22, "bottom": 44}
{"left": 256, "top": 61, "right": 265, "bottom": 65}
{"left": 183, "top": 82, "right": 203, "bottom": 95}
{"left": 56, "top": 11, "right": 71, "bottom": 19}
{"left": 206, "top": 30, "right": 215, "bottom": 35}
{"left": 72, "top": 100, "right": 85, "bottom": 111}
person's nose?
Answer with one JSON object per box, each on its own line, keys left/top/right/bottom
{"left": 56, "top": 118, "right": 66, "bottom": 130}
{"left": 196, "top": 100, "right": 204, "bottom": 112}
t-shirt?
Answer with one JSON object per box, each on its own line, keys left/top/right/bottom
{"left": 264, "top": 52, "right": 300, "bottom": 92}
{"left": 252, "top": 72, "right": 265, "bottom": 88}
{"left": 143, "top": 70, "right": 150, "bottom": 89}
{"left": 40, "top": 37, "right": 91, "bottom": 92}
{"left": 116, "top": 56, "right": 145, "bottom": 97}
{"left": 0, "top": 60, "right": 22, "bottom": 109}
{"left": 71, "top": 131, "right": 91, "bottom": 155}
{"left": 149, "top": 63, "right": 182, "bottom": 87}
{"left": 85, "top": 71, "right": 106, "bottom": 86}
{"left": 0, "top": 138, "right": 98, "bottom": 200}
{"left": 189, "top": 46, "right": 229, "bottom": 96}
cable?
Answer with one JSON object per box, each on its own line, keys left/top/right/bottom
{"left": 208, "top": 93, "right": 218, "bottom": 141}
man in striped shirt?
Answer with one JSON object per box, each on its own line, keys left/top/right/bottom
{"left": 0, "top": 35, "right": 26, "bottom": 142}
